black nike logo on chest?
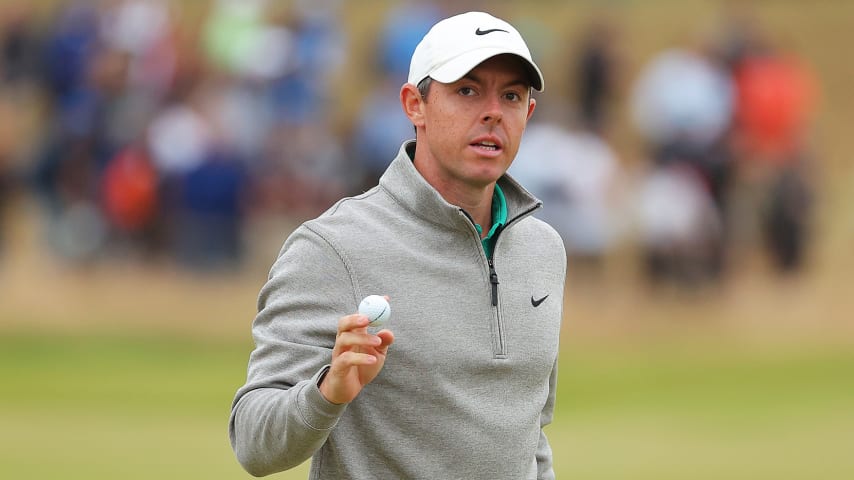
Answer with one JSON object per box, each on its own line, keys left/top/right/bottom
{"left": 531, "top": 295, "right": 549, "bottom": 307}
{"left": 475, "top": 27, "right": 508, "bottom": 36}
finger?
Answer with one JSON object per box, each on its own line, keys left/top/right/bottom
{"left": 337, "top": 313, "right": 370, "bottom": 335}
{"left": 375, "top": 329, "right": 394, "bottom": 347}
{"left": 370, "top": 330, "right": 394, "bottom": 356}
{"left": 335, "top": 331, "right": 382, "bottom": 350}
{"left": 333, "top": 350, "right": 378, "bottom": 368}
{"left": 331, "top": 327, "right": 381, "bottom": 356}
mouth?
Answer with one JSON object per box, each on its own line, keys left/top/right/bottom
{"left": 470, "top": 139, "right": 503, "bottom": 153}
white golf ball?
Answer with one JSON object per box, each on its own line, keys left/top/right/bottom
{"left": 358, "top": 295, "right": 390, "bottom": 326}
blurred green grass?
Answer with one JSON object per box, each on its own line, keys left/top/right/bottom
{"left": 0, "top": 333, "right": 261, "bottom": 479}
{"left": 1, "top": 333, "right": 852, "bottom": 479}
{"left": 555, "top": 343, "right": 854, "bottom": 479}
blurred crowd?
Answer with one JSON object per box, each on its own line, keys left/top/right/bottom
{"left": 1, "top": 0, "right": 355, "bottom": 270}
{"left": 0, "top": 1, "right": 818, "bottom": 288}
{"left": 514, "top": 9, "right": 818, "bottom": 289}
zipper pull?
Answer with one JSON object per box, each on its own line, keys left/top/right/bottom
{"left": 488, "top": 259, "right": 499, "bottom": 306}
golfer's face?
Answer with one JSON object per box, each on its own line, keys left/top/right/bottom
{"left": 418, "top": 54, "right": 536, "bottom": 190}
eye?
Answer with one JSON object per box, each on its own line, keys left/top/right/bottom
{"left": 504, "top": 91, "right": 523, "bottom": 102}
{"left": 458, "top": 86, "right": 476, "bottom": 96}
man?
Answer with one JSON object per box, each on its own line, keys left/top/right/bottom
{"left": 230, "top": 11, "right": 566, "bottom": 479}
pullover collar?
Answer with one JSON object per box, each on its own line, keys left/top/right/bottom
{"left": 379, "top": 141, "right": 542, "bottom": 235}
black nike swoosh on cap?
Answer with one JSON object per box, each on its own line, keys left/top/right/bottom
{"left": 475, "top": 27, "right": 509, "bottom": 36}
{"left": 531, "top": 295, "right": 549, "bottom": 307}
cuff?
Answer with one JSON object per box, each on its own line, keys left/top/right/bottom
{"left": 297, "top": 365, "right": 348, "bottom": 431}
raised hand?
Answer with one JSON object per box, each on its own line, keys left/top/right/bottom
{"left": 319, "top": 311, "right": 394, "bottom": 405}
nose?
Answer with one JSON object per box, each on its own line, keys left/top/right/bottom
{"left": 481, "top": 95, "right": 503, "bottom": 125}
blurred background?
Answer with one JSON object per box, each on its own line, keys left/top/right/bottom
{"left": 0, "top": 0, "right": 852, "bottom": 478}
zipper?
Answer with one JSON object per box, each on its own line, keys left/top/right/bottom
{"left": 459, "top": 202, "right": 541, "bottom": 358}
{"left": 459, "top": 209, "right": 505, "bottom": 356}
{"left": 459, "top": 209, "right": 503, "bottom": 308}
{"left": 487, "top": 255, "right": 504, "bottom": 357}
{"left": 488, "top": 256, "right": 505, "bottom": 358}
{"left": 488, "top": 258, "right": 499, "bottom": 307}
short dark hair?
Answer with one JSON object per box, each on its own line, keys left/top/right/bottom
{"left": 417, "top": 77, "right": 433, "bottom": 101}
{"left": 414, "top": 77, "right": 433, "bottom": 135}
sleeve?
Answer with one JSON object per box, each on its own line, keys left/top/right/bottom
{"left": 228, "top": 225, "right": 358, "bottom": 476}
{"left": 536, "top": 358, "right": 558, "bottom": 480}
{"left": 537, "top": 229, "right": 564, "bottom": 480}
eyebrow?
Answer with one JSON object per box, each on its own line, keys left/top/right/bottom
{"left": 460, "top": 71, "right": 530, "bottom": 90}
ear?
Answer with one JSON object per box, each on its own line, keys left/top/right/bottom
{"left": 400, "top": 83, "right": 426, "bottom": 128}
{"left": 526, "top": 97, "right": 536, "bottom": 122}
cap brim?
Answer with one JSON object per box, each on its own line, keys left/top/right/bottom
{"left": 428, "top": 48, "right": 544, "bottom": 92}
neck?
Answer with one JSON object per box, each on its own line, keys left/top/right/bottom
{"left": 412, "top": 159, "right": 495, "bottom": 234}
{"left": 446, "top": 183, "right": 495, "bottom": 237}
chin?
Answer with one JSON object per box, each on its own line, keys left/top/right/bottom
{"left": 466, "top": 169, "right": 505, "bottom": 187}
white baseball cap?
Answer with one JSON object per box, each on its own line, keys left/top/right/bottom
{"left": 408, "top": 11, "right": 544, "bottom": 92}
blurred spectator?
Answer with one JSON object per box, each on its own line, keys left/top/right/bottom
{"left": 630, "top": 42, "right": 735, "bottom": 283}
{"left": 375, "top": 1, "right": 443, "bottom": 84}
{"left": 145, "top": 81, "right": 213, "bottom": 259}
{"left": 732, "top": 48, "right": 816, "bottom": 163}
{"left": 573, "top": 17, "right": 622, "bottom": 135}
{"left": 510, "top": 114, "right": 624, "bottom": 269}
{"left": 728, "top": 38, "right": 818, "bottom": 273}
{"left": 0, "top": 3, "right": 43, "bottom": 86}
{"left": 99, "top": 0, "right": 175, "bottom": 96}
{"left": 711, "top": 6, "right": 763, "bottom": 71}
{"left": 630, "top": 44, "right": 734, "bottom": 166}
{"left": 261, "top": 119, "right": 349, "bottom": 217}
{"left": 1, "top": 3, "right": 44, "bottom": 258}
{"left": 30, "top": 4, "right": 120, "bottom": 262}
{"left": 173, "top": 146, "right": 249, "bottom": 271}
{"left": 98, "top": 0, "right": 177, "bottom": 144}
{"left": 349, "top": 2, "right": 441, "bottom": 191}
{"left": 267, "top": 0, "right": 346, "bottom": 126}
{"left": 100, "top": 143, "right": 159, "bottom": 255}
{"left": 41, "top": 3, "right": 100, "bottom": 107}
{"left": 224, "top": 82, "right": 277, "bottom": 162}
{"left": 255, "top": 1, "right": 351, "bottom": 215}
{"left": 202, "top": 0, "right": 272, "bottom": 77}
{"left": 763, "top": 165, "right": 813, "bottom": 271}
{"left": 351, "top": 77, "right": 415, "bottom": 192}
{"left": 147, "top": 101, "right": 211, "bottom": 177}
{"left": 634, "top": 163, "right": 723, "bottom": 289}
